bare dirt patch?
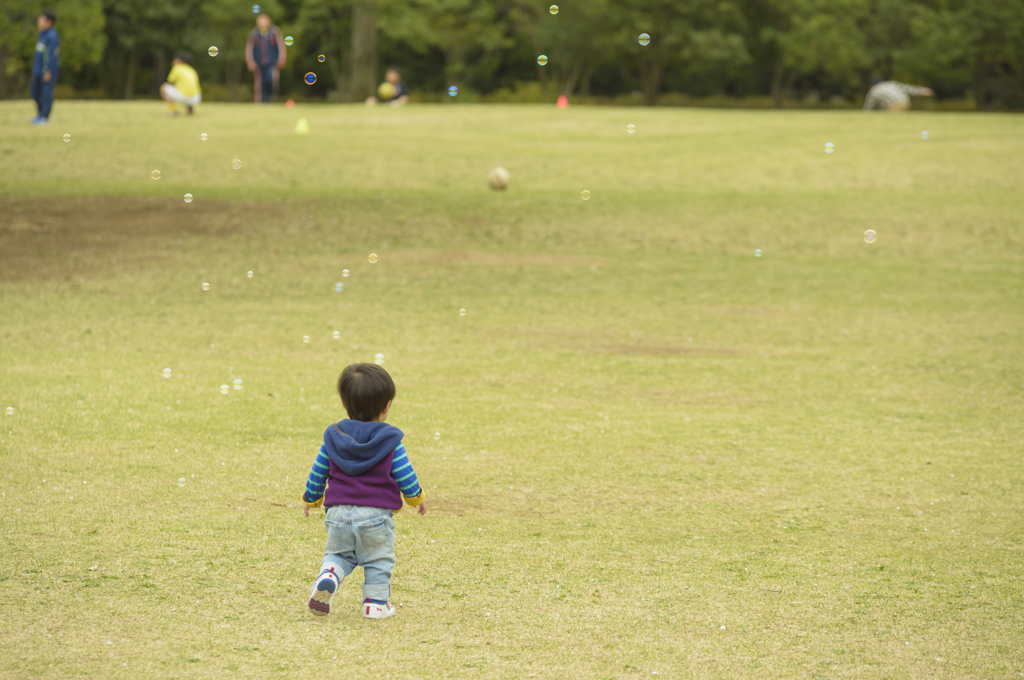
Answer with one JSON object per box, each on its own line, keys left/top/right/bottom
{"left": 0, "top": 196, "right": 278, "bottom": 282}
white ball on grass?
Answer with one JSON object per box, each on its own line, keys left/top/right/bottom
{"left": 488, "top": 167, "right": 510, "bottom": 190}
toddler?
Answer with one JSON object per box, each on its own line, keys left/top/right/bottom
{"left": 301, "top": 363, "right": 426, "bottom": 619}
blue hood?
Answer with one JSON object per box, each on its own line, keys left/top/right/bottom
{"left": 323, "top": 419, "right": 404, "bottom": 477}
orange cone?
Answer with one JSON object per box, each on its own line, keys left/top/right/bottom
{"left": 556, "top": 95, "right": 568, "bottom": 109}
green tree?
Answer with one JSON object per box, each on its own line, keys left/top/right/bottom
{"left": 103, "top": 0, "right": 202, "bottom": 98}
{"left": 295, "top": 0, "right": 353, "bottom": 99}
{"left": 761, "top": 0, "right": 870, "bottom": 106}
{"left": 901, "top": 0, "right": 1024, "bottom": 109}
{"left": 384, "top": 0, "right": 511, "bottom": 94}
{"left": 862, "top": 0, "right": 915, "bottom": 83}
{"left": 614, "top": 0, "right": 750, "bottom": 106}
{"left": 519, "top": 0, "right": 620, "bottom": 98}
{"left": 294, "top": 0, "right": 385, "bottom": 102}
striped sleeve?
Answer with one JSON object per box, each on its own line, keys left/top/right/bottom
{"left": 896, "top": 82, "right": 931, "bottom": 96}
{"left": 390, "top": 442, "right": 423, "bottom": 503}
{"left": 302, "top": 444, "right": 331, "bottom": 507}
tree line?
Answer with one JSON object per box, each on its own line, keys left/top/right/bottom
{"left": 1, "top": 0, "right": 1022, "bottom": 109}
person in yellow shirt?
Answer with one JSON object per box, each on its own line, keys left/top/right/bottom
{"left": 159, "top": 51, "right": 201, "bottom": 115}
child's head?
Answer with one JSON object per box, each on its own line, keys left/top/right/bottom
{"left": 385, "top": 68, "right": 402, "bottom": 84}
{"left": 37, "top": 9, "right": 55, "bottom": 30}
{"left": 173, "top": 51, "right": 192, "bottom": 66}
{"left": 256, "top": 14, "right": 271, "bottom": 30}
{"left": 337, "top": 363, "right": 396, "bottom": 422}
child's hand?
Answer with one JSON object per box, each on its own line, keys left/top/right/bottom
{"left": 418, "top": 501, "right": 427, "bottom": 516}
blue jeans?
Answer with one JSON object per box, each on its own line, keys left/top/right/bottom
{"left": 30, "top": 73, "right": 54, "bottom": 119}
{"left": 321, "top": 505, "right": 396, "bottom": 601}
{"left": 255, "top": 65, "right": 277, "bottom": 102}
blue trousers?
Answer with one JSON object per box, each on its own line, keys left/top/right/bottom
{"left": 30, "top": 73, "right": 55, "bottom": 119}
{"left": 320, "top": 504, "right": 396, "bottom": 602}
{"left": 255, "top": 65, "right": 277, "bottom": 103}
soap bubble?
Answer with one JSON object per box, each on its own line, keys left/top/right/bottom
{"left": 921, "top": 130, "right": 929, "bottom": 140}
{"left": 864, "top": 229, "right": 877, "bottom": 244}
{"left": 639, "top": 33, "right": 650, "bottom": 46}
{"left": 220, "top": 385, "right": 229, "bottom": 394}
{"left": 448, "top": 86, "right": 458, "bottom": 97}
{"left": 303, "top": 335, "right": 310, "bottom": 343}
{"left": 581, "top": 190, "right": 590, "bottom": 200}
{"left": 200, "top": 132, "right": 208, "bottom": 141}
{"left": 537, "top": 55, "right": 548, "bottom": 66}
{"left": 459, "top": 308, "right": 466, "bottom": 316}
{"left": 434, "top": 432, "right": 441, "bottom": 440}
{"left": 151, "top": 170, "right": 161, "bottom": 180}
{"left": 318, "top": 54, "right": 325, "bottom": 62}
{"left": 184, "top": 193, "right": 193, "bottom": 203}
{"left": 201, "top": 282, "right": 210, "bottom": 291}
{"left": 626, "top": 124, "right": 635, "bottom": 134}
{"left": 252, "top": 5, "right": 260, "bottom": 13}
{"left": 368, "top": 253, "right": 378, "bottom": 263}
{"left": 334, "top": 282, "right": 344, "bottom": 292}
{"left": 247, "top": 271, "right": 253, "bottom": 278}
{"left": 208, "top": 46, "right": 218, "bottom": 57}
{"left": 232, "top": 159, "right": 241, "bottom": 169}
{"left": 342, "top": 269, "right": 349, "bottom": 277}
{"left": 305, "top": 73, "right": 317, "bottom": 85}
{"left": 233, "top": 379, "right": 243, "bottom": 390}
{"left": 163, "top": 368, "right": 172, "bottom": 378}
{"left": 374, "top": 353, "right": 384, "bottom": 365}
{"left": 4, "top": 407, "right": 12, "bottom": 416}
{"left": 549, "top": 4, "right": 558, "bottom": 13}
{"left": 284, "top": 36, "right": 294, "bottom": 46}
{"left": 333, "top": 331, "right": 340, "bottom": 339}
{"left": 178, "top": 478, "right": 186, "bottom": 487}
{"left": 754, "top": 249, "right": 762, "bottom": 257}
{"left": 62, "top": 133, "right": 70, "bottom": 142}
{"left": 824, "top": 142, "right": 834, "bottom": 154}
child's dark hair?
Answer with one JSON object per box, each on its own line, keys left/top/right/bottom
{"left": 174, "top": 51, "right": 192, "bottom": 64}
{"left": 337, "top": 363, "right": 395, "bottom": 422}
{"left": 40, "top": 8, "right": 56, "bottom": 23}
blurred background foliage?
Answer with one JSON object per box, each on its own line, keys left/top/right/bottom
{"left": 0, "top": 0, "right": 1021, "bottom": 108}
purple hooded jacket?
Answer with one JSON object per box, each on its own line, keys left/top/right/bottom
{"left": 322, "top": 419, "right": 404, "bottom": 510}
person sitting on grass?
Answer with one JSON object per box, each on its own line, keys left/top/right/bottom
{"left": 159, "top": 51, "right": 201, "bottom": 116}
{"left": 863, "top": 77, "right": 933, "bottom": 111}
{"left": 365, "top": 68, "right": 410, "bottom": 106}
{"left": 301, "top": 363, "right": 426, "bottom": 620}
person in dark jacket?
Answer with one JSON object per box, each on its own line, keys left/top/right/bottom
{"left": 30, "top": 9, "right": 60, "bottom": 125}
{"left": 245, "top": 13, "right": 287, "bottom": 103}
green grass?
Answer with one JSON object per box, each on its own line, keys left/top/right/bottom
{"left": 1, "top": 100, "right": 1022, "bottom": 679}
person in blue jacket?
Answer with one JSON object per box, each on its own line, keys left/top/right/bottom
{"left": 30, "top": 9, "right": 60, "bottom": 125}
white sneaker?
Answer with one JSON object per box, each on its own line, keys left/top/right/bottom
{"left": 362, "top": 599, "right": 396, "bottom": 619}
{"left": 308, "top": 570, "right": 339, "bottom": 616}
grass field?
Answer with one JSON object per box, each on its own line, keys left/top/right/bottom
{"left": 1, "top": 100, "right": 1022, "bottom": 679}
